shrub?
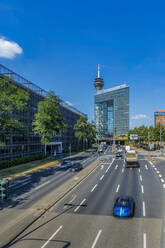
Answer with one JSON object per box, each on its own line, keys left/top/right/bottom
{"left": 0, "top": 154, "right": 45, "bottom": 170}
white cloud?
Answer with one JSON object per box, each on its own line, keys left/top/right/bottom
{"left": 65, "top": 101, "right": 73, "bottom": 106}
{"left": 132, "top": 114, "right": 148, "bottom": 120}
{"left": 0, "top": 37, "right": 23, "bottom": 59}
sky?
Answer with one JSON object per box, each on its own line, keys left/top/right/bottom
{"left": 0, "top": 0, "right": 165, "bottom": 128}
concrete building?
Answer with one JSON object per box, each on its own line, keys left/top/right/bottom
{"left": 94, "top": 65, "right": 129, "bottom": 142}
{"left": 0, "top": 64, "right": 86, "bottom": 160}
{"left": 154, "top": 110, "right": 165, "bottom": 127}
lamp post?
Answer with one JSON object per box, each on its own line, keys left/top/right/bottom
{"left": 160, "top": 123, "right": 162, "bottom": 155}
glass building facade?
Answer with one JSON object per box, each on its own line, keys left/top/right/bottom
{"left": 0, "top": 64, "right": 87, "bottom": 160}
{"left": 95, "top": 84, "right": 129, "bottom": 139}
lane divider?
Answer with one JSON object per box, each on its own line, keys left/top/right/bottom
{"left": 143, "top": 233, "right": 147, "bottom": 248}
{"left": 141, "top": 185, "right": 144, "bottom": 194}
{"left": 91, "top": 184, "right": 98, "bottom": 192}
{"left": 91, "top": 230, "right": 102, "bottom": 248}
{"left": 116, "top": 184, "right": 120, "bottom": 193}
{"left": 143, "top": 201, "right": 146, "bottom": 217}
{"left": 100, "top": 175, "right": 104, "bottom": 181}
{"left": 41, "top": 225, "right": 63, "bottom": 248}
{"left": 74, "top": 198, "right": 86, "bottom": 212}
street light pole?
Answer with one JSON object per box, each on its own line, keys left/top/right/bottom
{"left": 160, "top": 123, "right": 162, "bottom": 154}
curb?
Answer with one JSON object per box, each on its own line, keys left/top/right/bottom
{"left": 0, "top": 159, "right": 100, "bottom": 248}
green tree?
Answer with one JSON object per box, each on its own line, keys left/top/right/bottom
{"left": 74, "top": 116, "right": 88, "bottom": 150}
{"left": 0, "top": 77, "right": 29, "bottom": 145}
{"left": 86, "top": 122, "right": 96, "bottom": 146}
{"left": 32, "top": 91, "right": 66, "bottom": 145}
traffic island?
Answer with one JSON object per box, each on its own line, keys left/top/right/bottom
{"left": 0, "top": 158, "right": 100, "bottom": 248}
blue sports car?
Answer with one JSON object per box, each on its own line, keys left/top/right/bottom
{"left": 113, "top": 196, "right": 135, "bottom": 217}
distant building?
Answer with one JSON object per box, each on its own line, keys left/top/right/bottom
{"left": 94, "top": 65, "right": 129, "bottom": 142}
{"left": 154, "top": 110, "right": 165, "bottom": 127}
{"left": 0, "top": 64, "right": 86, "bottom": 160}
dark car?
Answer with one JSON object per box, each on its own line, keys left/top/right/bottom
{"left": 70, "top": 163, "right": 83, "bottom": 172}
{"left": 59, "top": 160, "right": 72, "bottom": 170}
{"left": 113, "top": 196, "right": 135, "bottom": 217}
{"left": 116, "top": 152, "right": 122, "bottom": 158}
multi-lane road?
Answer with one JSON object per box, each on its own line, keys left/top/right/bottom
{"left": 4, "top": 146, "right": 165, "bottom": 248}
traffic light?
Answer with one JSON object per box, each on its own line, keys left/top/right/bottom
{"left": 0, "top": 179, "right": 9, "bottom": 200}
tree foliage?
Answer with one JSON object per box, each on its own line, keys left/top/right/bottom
{"left": 32, "top": 91, "right": 66, "bottom": 144}
{"left": 0, "top": 77, "right": 29, "bottom": 144}
{"left": 74, "top": 116, "right": 96, "bottom": 147}
{"left": 128, "top": 124, "right": 165, "bottom": 142}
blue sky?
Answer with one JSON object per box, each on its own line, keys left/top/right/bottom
{"left": 0, "top": 0, "right": 165, "bottom": 128}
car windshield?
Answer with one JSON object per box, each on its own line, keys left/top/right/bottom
{"left": 116, "top": 199, "right": 129, "bottom": 206}
{"left": 72, "top": 164, "right": 79, "bottom": 168}
{"left": 61, "top": 161, "right": 68, "bottom": 165}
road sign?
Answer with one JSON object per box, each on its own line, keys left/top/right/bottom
{"left": 117, "top": 134, "right": 128, "bottom": 140}
{"left": 130, "top": 134, "right": 138, "bottom": 140}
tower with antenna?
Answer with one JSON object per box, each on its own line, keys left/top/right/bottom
{"left": 94, "top": 64, "right": 104, "bottom": 92}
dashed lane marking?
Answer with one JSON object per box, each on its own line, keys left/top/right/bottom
{"left": 143, "top": 233, "right": 147, "bottom": 248}
{"left": 163, "top": 184, "right": 165, "bottom": 189}
{"left": 74, "top": 198, "right": 86, "bottom": 212}
{"left": 100, "top": 175, "right": 104, "bottom": 181}
{"left": 116, "top": 184, "right": 120, "bottom": 193}
{"left": 140, "top": 175, "right": 142, "bottom": 182}
{"left": 159, "top": 174, "right": 162, "bottom": 178}
{"left": 91, "top": 230, "right": 102, "bottom": 248}
{"left": 91, "top": 184, "right": 98, "bottom": 192}
{"left": 141, "top": 185, "right": 144, "bottom": 194}
{"left": 143, "top": 201, "right": 146, "bottom": 217}
{"left": 161, "top": 179, "right": 165, "bottom": 183}
{"left": 145, "top": 165, "right": 148, "bottom": 170}
{"left": 41, "top": 225, "right": 63, "bottom": 248}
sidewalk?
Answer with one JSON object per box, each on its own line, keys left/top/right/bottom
{"left": 0, "top": 157, "right": 100, "bottom": 248}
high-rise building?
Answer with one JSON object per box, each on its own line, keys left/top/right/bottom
{"left": 154, "top": 110, "right": 165, "bottom": 127}
{"left": 94, "top": 65, "right": 129, "bottom": 141}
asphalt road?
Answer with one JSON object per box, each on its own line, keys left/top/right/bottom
{"left": 5, "top": 147, "right": 165, "bottom": 248}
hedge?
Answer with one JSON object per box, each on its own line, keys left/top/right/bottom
{"left": 0, "top": 154, "right": 45, "bottom": 170}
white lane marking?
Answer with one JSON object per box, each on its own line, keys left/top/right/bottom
{"left": 100, "top": 175, "right": 104, "bottom": 181}
{"left": 115, "top": 165, "right": 118, "bottom": 170}
{"left": 143, "top": 201, "right": 146, "bottom": 217}
{"left": 159, "top": 174, "right": 162, "bottom": 178}
{"left": 116, "top": 184, "right": 120, "bottom": 193}
{"left": 105, "top": 167, "right": 109, "bottom": 173}
{"left": 141, "top": 185, "right": 144, "bottom": 194}
{"left": 122, "top": 168, "right": 124, "bottom": 173}
{"left": 143, "top": 233, "right": 147, "bottom": 248}
{"left": 140, "top": 175, "right": 142, "bottom": 182}
{"left": 91, "top": 230, "right": 102, "bottom": 248}
{"left": 130, "top": 168, "right": 132, "bottom": 170}
{"left": 91, "top": 184, "right": 98, "bottom": 192}
{"left": 156, "top": 171, "right": 160, "bottom": 174}
{"left": 34, "top": 180, "right": 50, "bottom": 191}
{"left": 101, "top": 165, "right": 104, "bottom": 170}
{"left": 161, "top": 179, "right": 165, "bottom": 183}
{"left": 138, "top": 168, "right": 141, "bottom": 173}
{"left": 163, "top": 184, "right": 165, "bottom": 188}
{"left": 145, "top": 165, "right": 148, "bottom": 170}
{"left": 41, "top": 225, "right": 63, "bottom": 248}
{"left": 74, "top": 198, "right": 86, "bottom": 212}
